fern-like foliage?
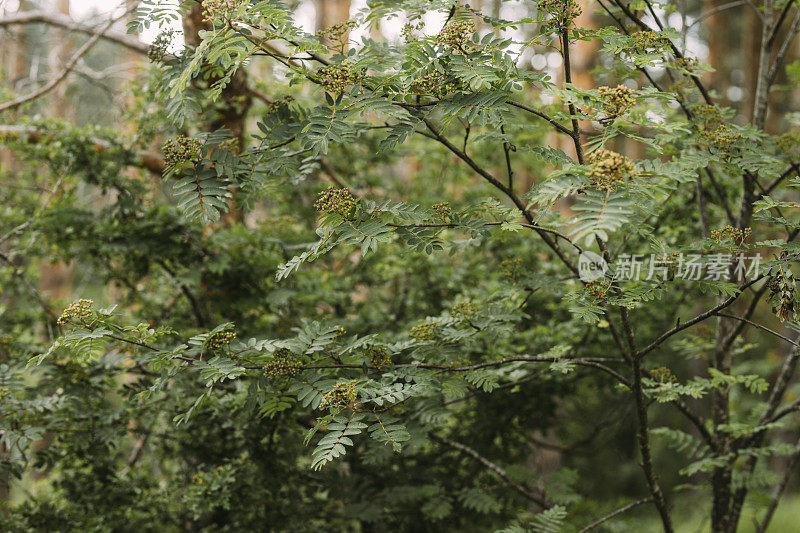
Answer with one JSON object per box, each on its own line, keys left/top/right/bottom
{"left": 311, "top": 413, "right": 368, "bottom": 470}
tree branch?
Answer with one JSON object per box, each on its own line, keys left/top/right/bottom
{"left": 578, "top": 497, "right": 654, "bottom": 532}
{"left": 0, "top": 10, "right": 149, "bottom": 54}
{"left": 429, "top": 432, "right": 550, "bottom": 508}
{"left": 0, "top": 9, "right": 131, "bottom": 113}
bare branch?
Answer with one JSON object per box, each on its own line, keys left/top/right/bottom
{"left": 715, "top": 313, "right": 799, "bottom": 346}
{"left": 578, "top": 498, "right": 654, "bottom": 532}
{"left": 429, "top": 432, "right": 550, "bottom": 507}
{"left": 0, "top": 9, "right": 132, "bottom": 113}
{"left": 0, "top": 10, "right": 149, "bottom": 54}
{"left": 638, "top": 277, "right": 765, "bottom": 358}
{"left": 767, "top": 8, "right": 800, "bottom": 86}
{"left": 687, "top": 1, "right": 747, "bottom": 30}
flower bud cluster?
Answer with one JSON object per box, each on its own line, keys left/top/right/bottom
{"left": 319, "top": 20, "right": 358, "bottom": 47}
{"left": 409, "top": 322, "right": 440, "bottom": 341}
{"left": 587, "top": 149, "right": 637, "bottom": 191}
{"left": 584, "top": 280, "right": 610, "bottom": 300}
{"left": 698, "top": 125, "right": 744, "bottom": 150}
{"left": 434, "top": 19, "right": 476, "bottom": 52}
{"left": 266, "top": 95, "right": 295, "bottom": 115}
{"left": 401, "top": 21, "right": 425, "bottom": 42}
{"left": 711, "top": 225, "right": 750, "bottom": 249}
{"left": 411, "top": 71, "right": 459, "bottom": 98}
{"left": 499, "top": 258, "right": 523, "bottom": 281}
{"left": 319, "top": 380, "right": 358, "bottom": 409}
{"left": 674, "top": 57, "right": 699, "bottom": 71}
{"left": 207, "top": 330, "right": 236, "bottom": 351}
{"left": 538, "top": 0, "right": 582, "bottom": 30}
{"left": 366, "top": 345, "right": 392, "bottom": 370}
{"left": 451, "top": 301, "right": 478, "bottom": 319}
{"left": 432, "top": 202, "right": 452, "bottom": 220}
{"left": 631, "top": 31, "right": 665, "bottom": 50}
{"left": 148, "top": 30, "right": 174, "bottom": 62}
{"left": 57, "top": 299, "right": 94, "bottom": 326}
{"left": 649, "top": 366, "right": 677, "bottom": 384}
{"left": 598, "top": 85, "right": 635, "bottom": 116}
{"left": 692, "top": 104, "right": 723, "bottom": 127}
{"left": 318, "top": 63, "right": 362, "bottom": 95}
{"left": 202, "top": 0, "right": 245, "bottom": 22}
{"left": 262, "top": 348, "right": 303, "bottom": 378}
{"left": 314, "top": 186, "right": 357, "bottom": 216}
{"left": 163, "top": 136, "right": 202, "bottom": 167}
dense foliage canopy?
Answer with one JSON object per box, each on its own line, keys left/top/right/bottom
{"left": 2, "top": 0, "right": 800, "bottom": 531}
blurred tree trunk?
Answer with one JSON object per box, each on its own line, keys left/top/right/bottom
{"left": 742, "top": 10, "right": 762, "bottom": 121}
{"left": 40, "top": 0, "right": 74, "bottom": 305}
{"left": 0, "top": 0, "right": 30, "bottom": 169}
{"left": 313, "top": 0, "right": 351, "bottom": 33}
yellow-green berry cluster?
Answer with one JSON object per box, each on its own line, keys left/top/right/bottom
{"left": 587, "top": 149, "right": 637, "bottom": 191}
{"left": 649, "top": 366, "right": 677, "bottom": 384}
{"left": 631, "top": 31, "right": 665, "bottom": 50}
{"left": 674, "top": 56, "right": 699, "bottom": 71}
{"left": 692, "top": 104, "right": 723, "bottom": 127}
{"left": 434, "top": 19, "right": 476, "bottom": 52}
{"left": 777, "top": 131, "right": 800, "bottom": 152}
{"left": 451, "top": 301, "right": 478, "bottom": 319}
{"left": 432, "top": 202, "right": 452, "bottom": 220}
{"left": 401, "top": 21, "right": 425, "bottom": 42}
{"left": 202, "top": 0, "right": 244, "bottom": 22}
{"left": 266, "top": 95, "right": 294, "bottom": 115}
{"left": 262, "top": 348, "right": 302, "bottom": 378}
{"left": 319, "top": 20, "right": 358, "bottom": 46}
{"left": 711, "top": 225, "right": 750, "bottom": 249}
{"left": 148, "top": 30, "right": 174, "bottom": 62}
{"left": 410, "top": 322, "right": 440, "bottom": 341}
{"left": 163, "top": 136, "right": 202, "bottom": 167}
{"left": 314, "top": 186, "right": 357, "bottom": 216}
{"left": 584, "top": 280, "right": 610, "bottom": 300}
{"left": 0, "top": 386, "right": 11, "bottom": 401}
{"left": 57, "top": 299, "right": 94, "bottom": 326}
{"left": 597, "top": 85, "right": 636, "bottom": 116}
{"left": 318, "top": 63, "right": 362, "bottom": 95}
{"left": 698, "top": 125, "right": 744, "bottom": 150}
{"left": 499, "top": 257, "right": 523, "bottom": 281}
{"left": 366, "top": 345, "right": 392, "bottom": 370}
{"left": 207, "top": 329, "right": 236, "bottom": 350}
{"left": 411, "top": 71, "right": 459, "bottom": 98}
{"left": 538, "top": 0, "right": 582, "bottom": 30}
{"left": 319, "top": 380, "right": 358, "bottom": 409}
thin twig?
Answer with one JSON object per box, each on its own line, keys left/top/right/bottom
{"left": 578, "top": 498, "right": 654, "bottom": 532}
{"left": 715, "top": 312, "right": 799, "bottom": 346}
